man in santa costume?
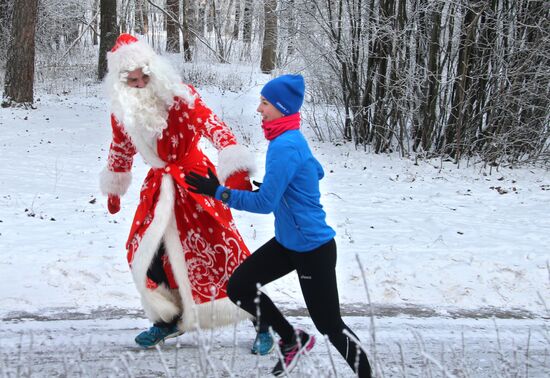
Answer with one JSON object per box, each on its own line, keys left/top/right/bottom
{"left": 99, "top": 34, "right": 271, "bottom": 350}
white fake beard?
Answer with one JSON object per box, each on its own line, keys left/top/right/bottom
{"left": 114, "top": 85, "right": 169, "bottom": 135}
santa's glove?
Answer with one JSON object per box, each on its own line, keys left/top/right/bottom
{"left": 224, "top": 170, "right": 252, "bottom": 191}
{"left": 107, "top": 194, "right": 121, "bottom": 214}
{"left": 185, "top": 168, "right": 220, "bottom": 197}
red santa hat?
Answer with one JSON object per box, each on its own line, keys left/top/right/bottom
{"left": 111, "top": 33, "right": 139, "bottom": 51}
{"left": 107, "top": 33, "right": 157, "bottom": 76}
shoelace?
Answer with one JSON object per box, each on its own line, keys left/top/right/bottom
{"left": 280, "top": 342, "right": 301, "bottom": 365}
{"left": 148, "top": 326, "right": 171, "bottom": 339}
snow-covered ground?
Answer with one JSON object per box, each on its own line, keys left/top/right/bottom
{"left": 1, "top": 77, "right": 549, "bottom": 376}
{"left": 1, "top": 316, "right": 547, "bottom": 377}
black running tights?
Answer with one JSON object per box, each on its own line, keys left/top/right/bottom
{"left": 227, "top": 238, "right": 372, "bottom": 378}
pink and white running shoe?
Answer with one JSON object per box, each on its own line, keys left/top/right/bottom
{"left": 272, "top": 329, "right": 316, "bottom": 376}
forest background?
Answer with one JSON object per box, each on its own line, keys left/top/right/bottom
{"left": 1, "top": 0, "right": 549, "bottom": 167}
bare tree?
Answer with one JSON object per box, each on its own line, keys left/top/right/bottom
{"left": 242, "top": 0, "right": 252, "bottom": 44}
{"left": 97, "top": 0, "right": 118, "bottom": 80}
{"left": 135, "top": 0, "right": 149, "bottom": 35}
{"left": 0, "top": 0, "right": 12, "bottom": 28}
{"left": 166, "top": 0, "right": 180, "bottom": 52}
{"left": 91, "top": 0, "right": 100, "bottom": 45}
{"left": 284, "top": 0, "right": 296, "bottom": 56}
{"left": 2, "top": 0, "right": 39, "bottom": 107}
{"left": 260, "top": 0, "right": 277, "bottom": 73}
{"left": 3, "top": 0, "right": 545, "bottom": 165}
{"left": 232, "top": 0, "right": 240, "bottom": 40}
{"left": 0, "top": 0, "right": 14, "bottom": 55}
{"left": 182, "top": 0, "right": 193, "bottom": 61}
{"left": 185, "top": 0, "right": 197, "bottom": 44}
{"left": 147, "top": 0, "right": 226, "bottom": 63}
{"left": 208, "top": 0, "right": 228, "bottom": 62}
{"left": 119, "top": 0, "right": 132, "bottom": 33}
{"left": 413, "top": 2, "right": 444, "bottom": 153}
{"left": 206, "top": 0, "right": 214, "bottom": 33}
{"left": 197, "top": 0, "right": 206, "bottom": 36}
{"left": 295, "top": 0, "right": 549, "bottom": 165}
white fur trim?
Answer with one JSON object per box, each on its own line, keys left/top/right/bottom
{"left": 163, "top": 208, "right": 251, "bottom": 331}
{"left": 123, "top": 122, "right": 166, "bottom": 168}
{"left": 107, "top": 39, "right": 156, "bottom": 77}
{"left": 131, "top": 174, "right": 180, "bottom": 323}
{"left": 130, "top": 173, "right": 250, "bottom": 328}
{"left": 140, "top": 284, "right": 181, "bottom": 323}
{"left": 217, "top": 144, "right": 256, "bottom": 183}
{"left": 178, "top": 297, "right": 251, "bottom": 332}
{"left": 99, "top": 168, "right": 132, "bottom": 196}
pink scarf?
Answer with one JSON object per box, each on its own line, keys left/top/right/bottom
{"left": 261, "top": 113, "right": 301, "bottom": 140}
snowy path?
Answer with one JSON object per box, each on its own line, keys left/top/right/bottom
{"left": 1, "top": 314, "right": 548, "bottom": 377}
{"left": 1, "top": 86, "right": 549, "bottom": 377}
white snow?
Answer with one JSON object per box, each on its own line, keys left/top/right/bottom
{"left": 0, "top": 73, "right": 549, "bottom": 376}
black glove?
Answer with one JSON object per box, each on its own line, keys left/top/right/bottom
{"left": 185, "top": 168, "right": 220, "bottom": 197}
{"left": 252, "top": 180, "right": 262, "bottom": 192}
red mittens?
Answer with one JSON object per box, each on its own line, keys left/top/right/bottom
{"left": 107, "top": 194, "right": 121, "bottom": 214}
{"left": 224, "top": 171, "right": 252, "bottom": 191}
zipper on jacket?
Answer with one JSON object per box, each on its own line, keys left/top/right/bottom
{"left": 282, "top": 196, "right": 300, "bottom": 230}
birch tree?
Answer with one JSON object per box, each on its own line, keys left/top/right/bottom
{"left": 242, "top": 0, "right": 252, "bottom": 44}
{"left": 135, "top": 0, "right": 148, "bottom": 35}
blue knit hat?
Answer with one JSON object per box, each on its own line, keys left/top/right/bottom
{"left": 260, "top": 74, "right": 305, "bottom": 116}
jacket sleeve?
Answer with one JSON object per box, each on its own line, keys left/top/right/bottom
{"left": 220, "top": 141, "right": 300, "bottom": 214}
{"left": 186, "top": 85, "right": 256, "bottom": 185}
{"left": 99, "top": 115, "right": 137, "bottom": 196}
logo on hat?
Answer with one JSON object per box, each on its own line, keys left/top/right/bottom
{"left": 275, "top": 102, "right": 288, "bottom": 113}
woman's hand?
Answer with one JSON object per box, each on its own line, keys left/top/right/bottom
{"left": 185, "top": 168, "right": 220, "bottom": 197}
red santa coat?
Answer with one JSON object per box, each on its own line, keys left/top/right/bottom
{"left": 100, "top": 85, "right": 254, "bottom": 331}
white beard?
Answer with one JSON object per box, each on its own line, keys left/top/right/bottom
{"left": 113, "top": 85, "right": 169, "bottom": 136}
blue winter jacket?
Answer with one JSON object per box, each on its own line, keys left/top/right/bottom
{"left": 215, "top": 130, "right": 335, "bottom": 252}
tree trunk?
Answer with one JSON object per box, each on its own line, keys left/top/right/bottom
{"left": 0, "top": 1, "right": 13, "bottom": 30}
{"left": 135, "top": 0, "right": 148, "bottom": 35}
{"left": 260, "top": 0, "right": 277, "bottom": 73}
{"left": 182, "top": 0, "right": 193, "bottom": 61}
{"left": 207, "top": 1, "right": 214, "bottom": 33}
{"left": 372, "top": 0, "right": 392, "bottom": 153}
{"left": 197, "top": 0, "right": 206, "bottom": 36}
{"left": 119, "top": 0, "right": 130, "bottom": 33}
{"left": 418, "top": 3, "right": 442, "bottom": 152}
{"left": 0, "top": 0, "right": 14, "bottom": 53}
{"left": 286, "top": 0, "right": 296, "bottom": 56}
{"left": 2, "top": 0, "right": 38, "bottom": 107}
{"left": 232, "top": 0, "right": 240, "bottom": 40}
{"left": 98, "top": 0, "right": 118, "bottom": 80}
{"left": 242, "top": 0, "right": 252, "bottom": 44}
{"left": 91, "top": 0, "right": 100, "bottom": 45}
{"left": 443, "top": 4, "right": 481, "bottom": 159}
{"left": 166, "top": 0, "right": 180, "bottom": 52}
{"left": 185, "top": 0, "right": 197, "bottom": 45}
{"left": 209, "top": 0, "right": 226, "bottom": 62}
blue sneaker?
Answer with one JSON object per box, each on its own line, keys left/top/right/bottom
{"left": 135, "top": 324, "right": 183, "bottom": 348}
{"left": 251, "top": 331, "right": 275, "bottom": 355}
